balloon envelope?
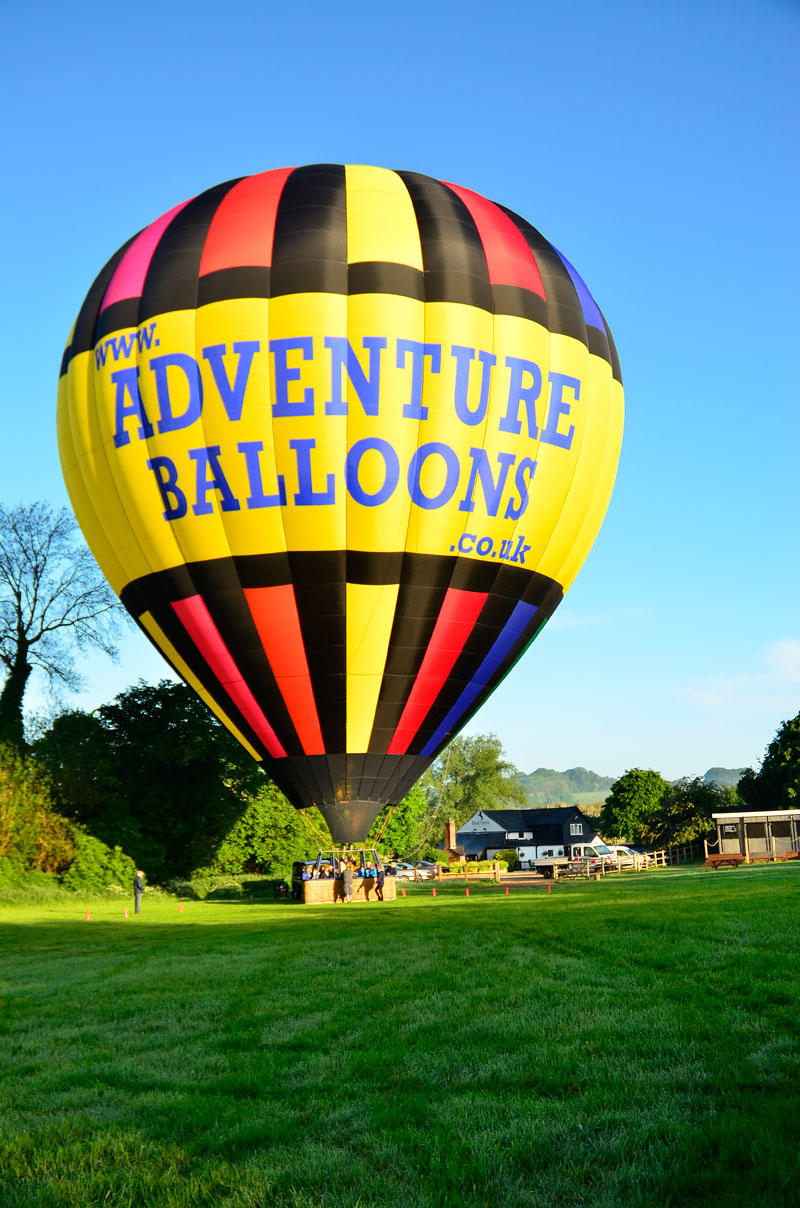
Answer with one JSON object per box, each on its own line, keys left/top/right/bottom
{"left": 58, "top": 165, "right": 623, "bottom": 841}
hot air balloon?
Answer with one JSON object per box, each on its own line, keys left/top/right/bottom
{"left": 57, "top": 165, "right": 623, "bottom": 843}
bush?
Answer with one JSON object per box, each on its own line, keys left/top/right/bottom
{"left": 60, "top": 828, "right": 136, "bottom": 894}
{"left": 167, "top": 875, "right": 254, "bottom": 900}
{"left": 494, "top": 849, "right": 518, "bottom": 870}
{"left": 462, "top": 859, "right": 506, "bottom": 875}
{"left": 0, "top": 856, "right": 72, "bottom": 905}
{"left": 0, "top": 746, "right": 75, "bottom": 873}
{"left": 164, "top": 877, "right": 202, "bottom": 900}
{"left": 205, "top": 880, "right": 244, "bottom": 900}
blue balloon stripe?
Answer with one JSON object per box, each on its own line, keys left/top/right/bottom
{"left": 420, "top": 600, "right": 538, "bottom": 756}
{"left": 553, "top": 249, "right": 605, "bottom": 332}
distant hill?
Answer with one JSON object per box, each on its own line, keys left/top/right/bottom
{"left": 703, "top": 768, "right": 747, "bottom": 787}
{"left": 515, "top": 765, "right": 747, "bottom": 807}
{"left": 517, "top": 766, "right": 616, "bottom": 807}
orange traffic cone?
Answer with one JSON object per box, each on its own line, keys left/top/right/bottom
{"left": 547, "top": 884, "right": 551, "bottom": 894}
{"left": 432, "top": 887, "right": 436, "bottom": 897}
{"left": 179, "top": 903, "right": 184, "bottom": 912}
{"left": 85, "top": 910, "right": 91, "bottom": 921}
{"left": 401, "top": 887, "right": 406, "bottom": 897}
{"left": 504, "top": 885, "right": 509, "bottom": 895}
{"left": 465, "top": 887, "right": 470, "bottom": 897}
{"left": 124, "top": 907, "right": 129, "bottom": 918}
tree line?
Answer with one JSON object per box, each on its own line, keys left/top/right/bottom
{"left": 2, "top": 682, "right": 525, "bottom": 884}
{"left": 598, "top": 712, "right": 800, "bottom": 848}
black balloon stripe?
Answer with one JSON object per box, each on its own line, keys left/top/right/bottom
{"left": 139, "top": 179, "right": 243, "bottom": 321}
{"left": 395, "top": 172, "right": 494, "bottom": 310}
{"left": 270, "top": 164, "right": 347, "bottom": 296}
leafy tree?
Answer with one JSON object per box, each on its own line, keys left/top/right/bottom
{"left": 36, "top": 681, "right": 264, "bottom": 879}
{"left": 209, "top": 780, "right": 328, "bottom": 881}
{"left": 60, "top": 828, "right": 136, "bottom": 893}
{"left": 367, "top": 782, "right": 428, "bottom": 857}
{"left": 736, "top": 766, "right": 760, "bottom": 811}
{"left": 599, "top": 768, "right": 671, "bottom": 843}
{"left": 0, "top": 503, "right": 124, "bottom": 747}
{"left": 643, "top": 778, "right": 736, "bottom": 847}
{"left": 417, "top": 733, "right": 526, "bottom": 846}
{"left": 737, "top": 711, "right": 800, "bottom": 812}
{"left": 32, "top": 708, "right": 133, "bottom": 846}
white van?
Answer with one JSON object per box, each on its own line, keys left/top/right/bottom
{"left": 517, "top": 836, "right": 615, "bottom": 878}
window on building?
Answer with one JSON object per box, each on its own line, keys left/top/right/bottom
{"left": 570, "top": 823, "right": 583, "bottom": 836}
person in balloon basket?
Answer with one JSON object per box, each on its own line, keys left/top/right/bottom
{"left": 133, "top": 870, "right": 145, "bottom": 915}
{"left": 341, "top": 861, "right": 355, "bottom": 904}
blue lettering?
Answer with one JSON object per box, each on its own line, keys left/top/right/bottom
{"left": 458, "top": 448, "right": 516, "bottom": 517}
{"left": 345, "top": 438, "right": 399, "bottom": 507}
{"left": 202, "top": 341, "right": 260, "bottom": 422}
{"left": 152, "top": 353, "right": 203, "bottom": 435}
{"left": 396, "top": 339, "right": 441, "bottom": 420}
{"left": 112, "top": 367, "right": 153, "bottom": 448}
{"left": 188, "top": 446, "right": 240, "bottom": 515}
{"left": 238, "top": 441, "right": 287, "bottom": 508}
{"left": 270, "top": 338, "right": 314, "bottom": 417}
{"left": 451, "top": 346, "right": 495, "bottom": 426}
{"left": 290, "top": 438, "right": 335, "bottom": 505}
{"left": 94, "top": 324, "right": 156, "bottom": 369}
{"left": 147, "top": 456, "right": 187, "bottom": 520}
{"left": 541, "top": 372, "right": 579, "bottom": 450}
{"left": 324, "top": 337, "right": 387, "bottom": 416}
{"left": 458, "top": 533, "right": 477, "bottom": 553}
{"left": 498, "top": 356, "right": 542, "bottom": 437}
{"left": 504, "top": 457, "right": 537, "bottom": 520}
{"left": 407, "top": 441, "right": 460, "bottom": 510}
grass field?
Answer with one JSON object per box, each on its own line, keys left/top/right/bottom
{"left": 2, "top": 865, "right": 799, "bottom": 1207}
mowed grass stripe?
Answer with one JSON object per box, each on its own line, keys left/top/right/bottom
{"left": 1, "top": 866, "right": 799, "bottom": 1207}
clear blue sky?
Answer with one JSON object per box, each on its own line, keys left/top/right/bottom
{"left": 2, "top": 0, "right": 797, "bottom": 780}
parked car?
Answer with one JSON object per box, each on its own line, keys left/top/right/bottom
{"left": 627, "top": 846, "right": 656, "bottom": 865}
{"left": 607, "top": 845, "right": 637, "bottom": 868}
{"left": 412, "top": 861, "right": 440, "bottom": 878}
{"left": 392, "top": 861, "right": 439, "bottom": 880}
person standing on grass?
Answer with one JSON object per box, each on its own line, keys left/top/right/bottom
{"left": 375, "top": 861, "right": 386, "bottom": 902}
{"left": 342, "top": 861, "right": 354, "bottom": 903}
{"left": 133, "top": 870, "right": 145, "bottom": 915}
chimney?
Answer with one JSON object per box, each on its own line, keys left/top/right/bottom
{"left": 446, "top": 818, "right": 457, "bottom": 851}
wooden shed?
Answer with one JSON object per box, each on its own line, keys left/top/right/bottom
{"left": 712, "top": 809, "right": 800, "bottom": 860}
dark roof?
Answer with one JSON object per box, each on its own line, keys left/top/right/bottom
{"left": 457, "top": 806, "right": 587, "bottom": 837}
{"left": 459, "top": 835, "right": 494, "bottom": 856}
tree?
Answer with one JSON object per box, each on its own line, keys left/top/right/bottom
{"left": 0, "top": 503, "right": 124, "bottom": 746}
{"left": 643, "top": 777, "right": 736, "bottom": 847}
{"left": 599, "top": 768, "right": 671, "bottom": 842}
{"left": 417, "top": 733, "right": 526, "bottom": 847}
{"left": 367, "top": 782, "right": 429, "bottom": 857}
{"left": 35, "top": 681, "right": 265, "bottom": 879}
{"left": 737, "top": 711, "right": 800, "bottom": 812}
{"left": 205, "top": 779, "right": 327, "bottom": 881}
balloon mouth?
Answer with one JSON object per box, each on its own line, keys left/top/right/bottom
{"left": 316, "top": 801, "right": 385, "bottom": 845}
